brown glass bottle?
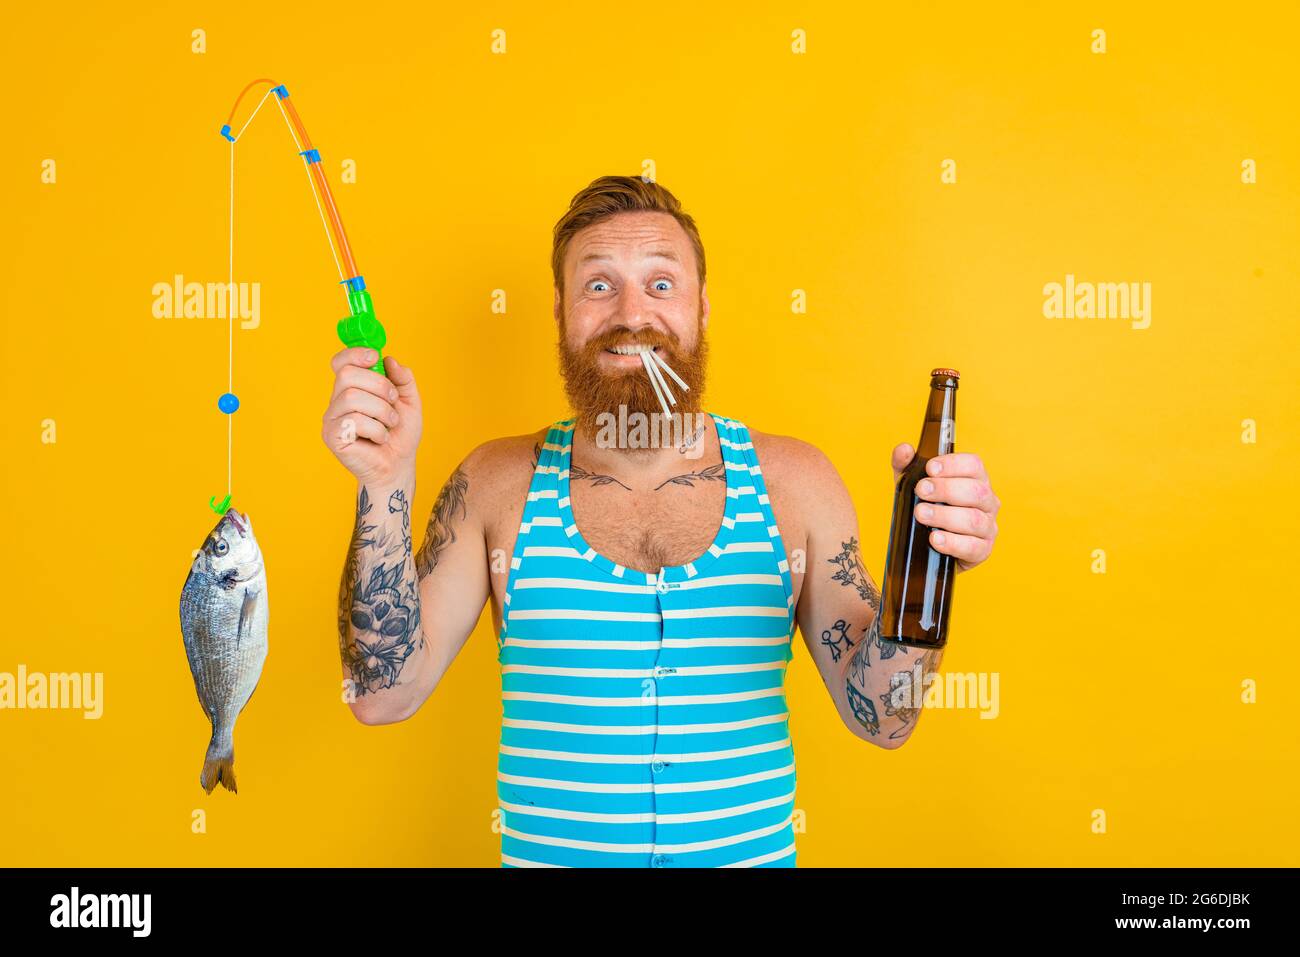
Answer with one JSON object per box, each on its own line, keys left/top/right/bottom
{"left": 877, "top": 368, "right": 960, "bottom": 649}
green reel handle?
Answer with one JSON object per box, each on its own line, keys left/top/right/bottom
{"left": 337, "top": 284, "right": 386, "bottom": 376}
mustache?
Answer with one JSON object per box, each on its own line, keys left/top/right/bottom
{"left": 579, "top": 327, "right": 681, "bottom": 359}
{"left": 558, "top": 322, "right": 709, "bottom": 433}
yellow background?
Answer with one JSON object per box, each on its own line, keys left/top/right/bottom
{"left": 1, "top": 2, "right": 1296, "bottom": 866}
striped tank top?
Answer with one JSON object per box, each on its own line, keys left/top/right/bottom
{"left": 497, "top": 413, "right": 798, "bottom": 867}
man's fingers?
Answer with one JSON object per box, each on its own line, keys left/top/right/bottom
{"left": 914, "top": 475, "right": 998, "bottom": 511}
{"left": 331, "top": 347, "right": 383, "bottom": 374}
{"left": 384, "top": 355, "right": 420, "bottom": 401}
{"left": 923, "top": 452, "right": 988, "bottom": 481}
{"left": 914, "top": 501, "right": 997, "bottom": 540}
{"left": 331, "top": 364, "right": 398, "bottom": 404}
{"left": 326, "top": 413, "right": 389, "bottom": 449}
{"left": 326, "top": 387, "right": 399, "bottom": 429}
{"left": 926, "top": 529, "right": 992, "bottom": 567}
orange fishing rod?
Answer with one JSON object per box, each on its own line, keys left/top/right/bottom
{"left": 220, "top": 79, "right": 384, "bottom": 374}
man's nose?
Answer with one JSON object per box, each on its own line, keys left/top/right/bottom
{"left": 612, "top": 286, "right": 656, "bottom": 330}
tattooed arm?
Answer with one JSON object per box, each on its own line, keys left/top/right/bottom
{"left": 338, "top": 458, "right": 489, "bottom": 726}
{"left": 323, "top": 347, "right": 492, "bottom": 726}
{"left": 787, "top": 443, "right": 945, "bottom": 749}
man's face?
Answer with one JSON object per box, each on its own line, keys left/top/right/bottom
{"left": 556, "top": 210, "right": 710, "bottom": 427}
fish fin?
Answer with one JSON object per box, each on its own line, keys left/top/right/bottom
{"left": 201, "top": 755, "right": 236, "bottom": 794}
{"left": 200, "top": 735, "right": 237, "bottom": 794}
{"left": 237, "top": 587, "right": 260, "bottom": 645}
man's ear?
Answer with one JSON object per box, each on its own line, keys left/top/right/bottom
{"left": 553, "top": 286, "right": 563, "bottom": 326}
{"left": 700, "top": 281, "right": 710, "bottom": 332}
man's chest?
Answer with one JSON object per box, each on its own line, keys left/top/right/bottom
{"left": 483, "top": 460, "right": 809, "bottom": 625}
{"left": 564, "top": 480, "right": 728, "bottom": 575}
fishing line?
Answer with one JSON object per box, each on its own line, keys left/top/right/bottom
{"left": 208, "top": 79, "right": 389, "bottom": 517}
{"left": 271, "top": 92, "right": 345, "bottom": 282}
{"left": 227, "top": 139, "right": 234, "bottom": 502}
{"left": 232, "top": 84, "right": 277, "bottom": 140}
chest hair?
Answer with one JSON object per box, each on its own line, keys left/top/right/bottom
{"left": 568, "top": 481, "right": 727, "bottom": 574}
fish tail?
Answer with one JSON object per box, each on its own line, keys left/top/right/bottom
{"left": 200, "top": 730, "right": 237, "bottom": 794}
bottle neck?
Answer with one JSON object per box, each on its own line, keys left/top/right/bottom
{"left": 916, "top": 376, "right": 957, "bottom": 458}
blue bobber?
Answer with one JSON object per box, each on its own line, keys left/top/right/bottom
{"left": 218, "top": 392, "right": 240, "bottom": 414}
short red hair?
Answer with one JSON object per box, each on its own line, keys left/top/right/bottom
{"left": 551, "top": 175, "right": 707, "bottom": 301}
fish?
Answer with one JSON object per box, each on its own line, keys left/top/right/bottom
{"left": 179, "top": 508, "right": 268, "bottom": 793}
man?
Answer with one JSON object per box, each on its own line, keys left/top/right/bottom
{"left": 323, "top": 175, "right": 1000, "bottom": 867}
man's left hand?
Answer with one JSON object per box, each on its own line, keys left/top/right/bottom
{"left": 890, "top": 445, "right": 999, "bottom": 573}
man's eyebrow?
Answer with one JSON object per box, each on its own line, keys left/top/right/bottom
{"left": 579, "top": 248, "right": 681, "bottom": 265}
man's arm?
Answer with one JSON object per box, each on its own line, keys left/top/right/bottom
{"left": 338, "top": 457, "right": 489, "bottom": 725}
{"left": 784, "top": 439, "right": 998, "bottom": 748}
{"left": 799, "top": 484, "right": 945, "bottom": 748}
{"left": 322, "top": 346, "right": 492, "bottom": 726}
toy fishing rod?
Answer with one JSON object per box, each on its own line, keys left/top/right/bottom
{"left": 210, "top": 79, "right": 387, "bottom": 516}
{"left": 220, "top": 79, "right": 385, "bottom": 371}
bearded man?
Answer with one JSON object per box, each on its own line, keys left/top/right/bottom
{"left": 323, "top": 175, "right": 1001, "bottom": 868}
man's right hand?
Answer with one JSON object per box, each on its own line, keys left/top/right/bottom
{"left": 322, "top": 348, "right": 424, "bottom": 485}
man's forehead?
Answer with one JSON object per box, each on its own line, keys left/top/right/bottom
{"left": 568, "top": 212, "right": 691, "bottom": 266}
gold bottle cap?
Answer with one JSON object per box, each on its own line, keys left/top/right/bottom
{"left": 930, "top": 367, "right": 960, "bottom": 378}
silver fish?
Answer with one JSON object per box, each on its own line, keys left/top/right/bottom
{"left": 179, "top": 508, "right": 268, "bottom": 793}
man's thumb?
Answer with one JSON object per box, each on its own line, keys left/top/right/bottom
{"left": 891, "top": 442, "right": 914, "bottom": 479}
{"left": 384, "top": 356, "right": 420, "bottom": 398}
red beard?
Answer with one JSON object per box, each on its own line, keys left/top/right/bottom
{"left": 558, "top": 320, "right": 709, "bottom": 436}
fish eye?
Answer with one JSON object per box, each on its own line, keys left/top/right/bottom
{"left": 215, "top": 540, "right": 229, "bottom": 556}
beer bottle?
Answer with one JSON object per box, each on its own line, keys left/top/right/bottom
{"left": 877, "top": 368, "right": 960, "bottom": 649}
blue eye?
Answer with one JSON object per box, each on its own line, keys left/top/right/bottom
{"left": 653, "top": 279, "right": 673, "bottom": 292}
{"left": 590, "top": 280, "right": 610, "bottom": 292}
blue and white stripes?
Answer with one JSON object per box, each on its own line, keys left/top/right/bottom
{"left": 496, "top": 414, "right": 798, "bottom": 867}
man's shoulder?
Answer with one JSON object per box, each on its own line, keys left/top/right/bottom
{"left": 742, "top": 423, "right": 839, "bottom": 483}
{"left": 462, "top": 424, "right": 554, "bottom": 475}
{"left": 727, "top": 422, "right": 846, "bottom": 546}
{"left": 454, "top": 421, "right": 574, "bottom": 514}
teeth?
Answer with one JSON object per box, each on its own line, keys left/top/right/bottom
{"left": 609, "top": 344, "right": 655, "bottom": 356}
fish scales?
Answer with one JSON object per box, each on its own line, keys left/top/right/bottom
{"left": 179, "top": 508, "right": 268, "bottom": 793}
